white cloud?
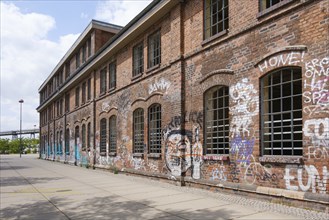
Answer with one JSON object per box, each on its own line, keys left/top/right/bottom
{"left": 0, "top": 2, "right": 79, "bottom": 132}
{"left": 94, "top": 0, "right": 152, "bottom": 26}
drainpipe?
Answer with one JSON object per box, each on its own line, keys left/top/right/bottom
{"left": 93, "top": 70, "right": 97, "bottom": 169}
{"left": 179, "top": 0, "right": 186, "bottom": 187}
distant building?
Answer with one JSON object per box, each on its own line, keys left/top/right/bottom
{"left": 38, "top": 0, "right": 329, "bottom": 211}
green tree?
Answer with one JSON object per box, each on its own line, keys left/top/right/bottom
{"left": 0, "top": 139, "right": 10, "bottom": 154}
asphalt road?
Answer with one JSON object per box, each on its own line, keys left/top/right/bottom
{"left": 1, "top": 154, "right": 327, "bottom": 220}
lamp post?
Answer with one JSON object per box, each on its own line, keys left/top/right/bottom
{"left": 19, "top": 99, "right": 24, "bottom": 158}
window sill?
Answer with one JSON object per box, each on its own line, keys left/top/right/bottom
{"left": 108, "top": 152, "right": 116, "bottom": 157}
{"left": 146, "top": 64, "right": 160, "bottom": 74}
{"left": 99, "top": 92, "right": 106, "bottom": 98}
{"left": 133, "top": 153, "right": 144, "bottom": 157}
{"left": 257, "top": 0, "right": 294, "bottom": 19}
{"left": 100, "top": 152, "right": 106, "bottom": 156}
{"left": 202, "top": 154, "right": 229, "bottom": 161}
{"left": 202, "top": 29, "right": 228, "bottom": 46}
{"left": 131, "top": 73, "right": 143, "bottom": 81}
{"left": 259, "top": 155, "right": 302, "bottom": 164}
{"left": 147, "top": 153, "right": 161, "bottom": 159}
{"left": 108, "top": 87, "right": 116, "bottom": 93}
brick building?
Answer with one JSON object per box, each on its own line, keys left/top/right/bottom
{"left": 37, "top": 0, "right": 329, "bottom": 211}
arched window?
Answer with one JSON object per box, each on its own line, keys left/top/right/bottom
{"left": 75, "top": 126, "right": 79, "bottom": 148}
{"left": 100, "top": 118, "right": 107, "bottom": 154}
{"left": 261, "top": 67, "right": 302, "bottom": 155}
{"left": 65, "top": 129, "right": 70, "bottom": 155}
{"left": 109, "top": 116, "right": 117, "bottom": 154}
{"left": 87, "top": 122, "right": 91, "bottom": 151}
{"left": 148, "top": 104, "right": 161, "bottom": 154}
{"left": 204, "top": 86, "right": 229, "bottom": 154}
{"left": 81, "top": 124, "right": 86, "bottom": 151}
{"left": 133, "top": 108, "right": 144, "bottom": 153}
{"left": 59, "top": 130, "right": 63, "bottom": 155}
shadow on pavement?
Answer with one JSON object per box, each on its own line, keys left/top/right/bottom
{"left": 1, "top": 194, "right": 241, "bottom": 220}
{"left": 1, "top": 177, "right": 63, "bottom": 187}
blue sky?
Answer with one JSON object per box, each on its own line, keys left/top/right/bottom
{"left": 0, "top": 0, "right": 152, "bottom": 135}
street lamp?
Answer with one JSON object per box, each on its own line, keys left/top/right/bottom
{"left": 19, "top": 99, "right": 24, "bottom": 158}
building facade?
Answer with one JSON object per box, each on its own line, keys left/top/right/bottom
{"left": 38, "top": 0, "right": 329, "bottom": 211}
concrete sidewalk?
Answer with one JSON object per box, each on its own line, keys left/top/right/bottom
{"left": 0, "top": 155, "right": 327, "bottom": 220}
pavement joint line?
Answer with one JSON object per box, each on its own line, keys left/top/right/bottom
{"left": 3, "top": 161, "right": 71, "bottom": 220}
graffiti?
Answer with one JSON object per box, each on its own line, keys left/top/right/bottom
{"left": 211, "top": 162, "right": 227, "bottom": 181}
{"left": 258, "top": 51, "right": 305, "bottom": 72}
{"left": 191, "top": 128, "right": 202, "bottom": 179}
{"left": 185, "top": 111, "right": 203, "bottom": 129}
{"left": 202, "top": 155, "right": 228, "bottom": 161}
{"left": 230, "top": 136, "right": 255, "bottom": 166}
{"left": 229, "top": 162, "right": 240, "bottom": 183}
{"left": 148, "top": 77, "right": 171, "bottom": 95}
{"left": 163, "top": 116, "right": 203, "bottom": 179}
{"left": 245, "top": 162, "right": 280, "bottom": 185}
{"left": 229, "top": 78, "right": 258, "bottom": 137}
{"left": 284, "top": 165, "right": 328, "bottom": 194}
{"left": 307, "top": 146, "right": 328, "bottom": 159}
{"left": 303, "top": 57, "right": 329, "bottom": 116}
{"left": 303, "top": 118, "right": 329, "bottom": 148}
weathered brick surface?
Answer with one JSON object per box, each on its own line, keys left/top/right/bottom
{"left": 39, "top": 0, "right": 329, "bottom": 209}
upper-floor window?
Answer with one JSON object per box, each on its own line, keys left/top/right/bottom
{"left": 148, "top": 30, "right": 161, "bottom": 68}
{"left": 87, "top": 78, "right": 91, "bottom": 100}
{"left": 65, "top": 63, "right": 70, "bottom": 79}
{"left": 82, "top": 82, "right": 86, "bottom": 104}
{"left": 100, "top": 67, "right": 107, "bottom": 95}
{"left": 204, "top": 86, "right": 229, "bottom": 154}
{"left": 76, "top": 52, "right": 80, "bottom": 69}
{"left": 261, "top": 68, "right": 302, "bottom": 156}
{"left": 100, "top": 118, "right": 107, "bottom": 154}
{"left": 133, "top": 108, "right": 144, "bottom": 154}
{"left": 82, "top": 45, "right": 86, "bottom": 63}
{"left": 260, "top": 0, "right": 284, "bottom": 11}
{"left": 148, "top": 104, "right": 161, "bottom": 154}
{"left": 87, "top": 37, "right": 91, "bottom": 57}
{"left": 109, "top": 61, "right": 116, "bottom": 90}
{"left": 75, "top": 86, "right": 80, "bottom": 107}
{"left": 204, "top": 0, "right": 229, "bottom": 39}
{"left": 109, "top": 116, "right": 117, "bottom": 154}
{"left": 133, "top": 42, "right": 144, "bottom": 77}
{"left": 65, "top": 93, "right": 70, "bottom": 113}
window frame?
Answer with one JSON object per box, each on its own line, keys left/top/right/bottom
{"left": 133, "top": 42, "right": 144, "bottom": 77}
{"left": 109, "top": 61, "right": 116, "bottom": 90}
{"left": 81, "top": 124, "right": 86, "bottom": 151}
{"left": 148, "top": 103, "right": 162, "bottom": 154}
{"left": 82, "top": 82, "right": 86, "bottom": 104}
{"left": 147, "top": 30, "right": 161, "bottom": 69}
{"left": 204, "top": 85, "right": 230, "bottom": 155}
{"left": 100, "top": 67, "right": 107, "bottom": 95}
{"left": 75, "top": 86, "right": 80, "bottom": 108}
{"left": 109, "top": 115, "right": 117, "bottom": 154}
{"left": 100, "top": 118, "right": 107, "bottom": 155}
{"left": 133, "top": 108, "right": 144, "bottom": 154}
{"left": 204, "top": 0, "right": 229, "bottom": 40}
{"left": 260, "top": 67, "right": 303, "bottom": 156}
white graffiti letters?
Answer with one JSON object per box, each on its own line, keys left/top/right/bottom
{"left": 303, "top": 118, "right": 329, "bottom": 148}
{"left": 285, "top": 165, "right": 328, "bottom": 194}
{"left": 148, "top": 78, "right": 171, "bottom": 95}
{"left": 258, "top": 52, "right": 304, "bottom": 72}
